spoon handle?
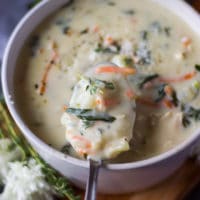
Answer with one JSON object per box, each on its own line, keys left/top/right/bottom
{"left": 84, "top": 159, "right": 101, "bottom": 200}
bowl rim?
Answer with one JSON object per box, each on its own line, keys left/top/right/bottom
{"left": 2, "top": 0, "right": 200, "bottom": 170}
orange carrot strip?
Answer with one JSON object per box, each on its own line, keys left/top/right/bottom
{"left": 105, "top": 35, "right": 114, "bottom": 45}
{"left": 71, "top": 135, "right": 92, "bottom": 149}
{"left": 159, "top": 71, "right": 196, "bottom": 83}
{"left": 63, "top": 105, "right": 68, "bottom": 111}
{"left": 96, "top": 97, "right": 119, "bottom": 108}
{"left": 162, "top": 99, "right": 174, "bottom": 109}
{"left": 181, "top": 36, "right": 192, "bottom": 48}
{"left": 95, "top": 66, "right": 136, "bottom": 76}
{"left": 39, "top": 50, "right": 58, "bottom": 95}
{"left": 125, "top": 89, "right": 136, "bottom": 99}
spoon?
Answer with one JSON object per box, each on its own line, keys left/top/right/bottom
{"left": 61, "top": 62, "right": 136, "bottom": 200}
{"left": 84, "top": 159, "right": 102, "bottom": 200}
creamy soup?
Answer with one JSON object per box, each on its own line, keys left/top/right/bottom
{"left": 15, "top": 0, "right": 200, "bottom": 162}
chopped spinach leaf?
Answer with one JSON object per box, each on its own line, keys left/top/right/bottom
{"left": 140, "top": 30, "right": 149, "bottom": 40}
{"left": 182, "top": 115, "right": 191, "bottom": 128}
{"left": 66, "top": 108, "right": 116, "bottom": 122}
{"left": 164, "top": 27, "right": 171, "bottom": 37}
{"left": 123, "top": 9, "right": 135, "bottom": 15}
{"left": 195, "top": 64, "right": 200, "bottom": 72}
{"left": 61, "top": 144, "right": 71, "bottom": 154}
{"left": 171, "top": 91, "right": 179, "bottom": 107}
{"left": 154, "top": 84, "right": 167, "bottom": 102}
{"left": 123, "top": 57, "right": 134, "bottom": 66}
{"left": 95, "top": 43, "right": 120, "bottom": 54}
{"left": 181, "top": 104, "right": 200, "bottom": 127}
{"left": 138, "top": 74, "right": 159, "bottom": 89}
{"left": 0, "top": 184, "right": 4, "bottom": 194}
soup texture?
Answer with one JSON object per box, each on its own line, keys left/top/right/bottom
{"left": 15, "top": 0, "right": 200, "bottom": 162}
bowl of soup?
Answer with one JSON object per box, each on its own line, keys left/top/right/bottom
{"left": 2, "top": 0, "right": 200, "bottom": 194}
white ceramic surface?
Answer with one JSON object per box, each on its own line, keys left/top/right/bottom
{"left": 2, "top": 0, "right": 200, "bottom": 194}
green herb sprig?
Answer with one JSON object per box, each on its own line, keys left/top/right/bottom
{"left": 0, "top": 101, "right": 80, "bottom": 200}
{"left": 86, "top": 78, "right": 115, "bottom": 95}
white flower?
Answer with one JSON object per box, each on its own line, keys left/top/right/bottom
{"left": 0, "top": 139, "right": 21, "bottom": 179}
{"left": 0, "top": 159, "right": 54, "bottom": 200}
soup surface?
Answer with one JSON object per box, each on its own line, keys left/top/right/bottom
{"left": 15, "top": 0, "right": 200, "bottom": 162}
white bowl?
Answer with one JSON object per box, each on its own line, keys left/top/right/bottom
{"left": 2, "top": 0, "right": 200, "bottom": 194}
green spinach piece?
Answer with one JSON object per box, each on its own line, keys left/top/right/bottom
{"left": 66, "top": 108, "right": 116, "bottom": 122}
{"left": 140, "top": 30, "right": 149, "bottom": 40}
{"left": 154, "top": 84, "right": 167, "bottom": 102}
{"left": 95, "top": 43, "right": 120, "bottom": 54}
{"left": 181, "top": 104, "right": 200, "bottom": 127}
{"left": 195, "top": 64, "right": 200, "bottom": 72}
{"left": 138, "top": 74, "right": 159, "bottom": 89}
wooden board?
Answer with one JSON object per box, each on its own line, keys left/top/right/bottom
{"left": 97, "top": 159, "right": 200, "bottom": 200}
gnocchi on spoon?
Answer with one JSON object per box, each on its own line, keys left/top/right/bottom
{"left": 61, "top": 63, "right": 136, "bottom": 160}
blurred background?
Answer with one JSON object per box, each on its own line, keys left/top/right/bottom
{"left": 0, "top": 0, "right": 200, "bottom": 199}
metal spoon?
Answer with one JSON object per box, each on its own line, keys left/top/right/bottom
{"left": 84, "top": 159, "right": 102, "bottom": 200}
{"left": 67, "top": 62, "right": 136, "bottom": 200}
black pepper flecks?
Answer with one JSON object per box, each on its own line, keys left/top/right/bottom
{"left": 34, "top": 84, "right": 39, "bottom": 89}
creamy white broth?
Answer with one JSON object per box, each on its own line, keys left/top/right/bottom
{"left": 15, "top": 0, "right": 200, "bottom": 162}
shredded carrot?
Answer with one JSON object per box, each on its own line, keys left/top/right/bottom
{"left": 39, "top": 50, "right": 58, "bottom": 95}
{"left": 95, "top": 66, "right": 136, "bottom": 76}
{"left": 181, "top": 36, "right": 192, "bottom": 48}
{"left": 162, "top": 99, "right": 174, "bottom": 109}
{"left": 63, "top": 105, "right": 68, "bottom": 111}
{"left": 105, "top": 35, "right": 114, "bottom": 45}
{"left": 125, "top": 89, "right": 136, "bottom": 99}
{"left": 137, "top": 98, "right": 158, "bottom": 107}
{"left": 71, "top": 135, "right": 91, "bottom": 148}
{"left": 96, "top": 97, "right": 119, "bottom": 108}
{"left": 159, "top": 71, "right": 196, "bottom": 83}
